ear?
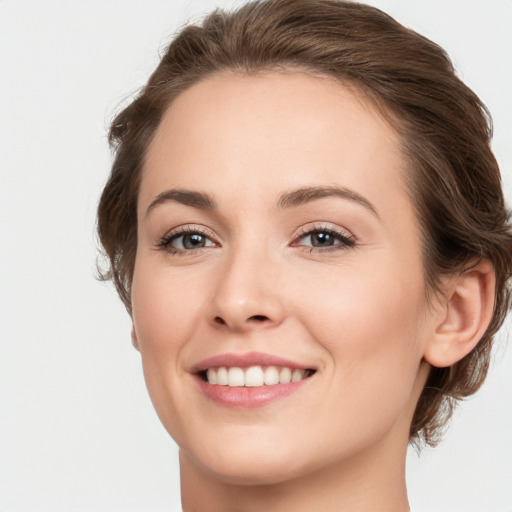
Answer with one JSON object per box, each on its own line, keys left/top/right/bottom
{"left": 131, "top": 324, "right": 140, "bottom": 351}
{"left": 423, "top": 260, "right": 496, "bottom": 368}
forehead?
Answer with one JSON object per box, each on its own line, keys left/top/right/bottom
{"left": 141, "top": 71, "right": 410, "bottom": 220}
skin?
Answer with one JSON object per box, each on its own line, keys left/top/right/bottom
{"left": 130, "top": 71, "right": 485, "bottom": 511}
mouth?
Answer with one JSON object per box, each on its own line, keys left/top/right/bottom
{"left": 198, "top": 365, "right": 316, "bottom": 387}
{"left": 191, "top": 352, "right": 317, "bottom": 408}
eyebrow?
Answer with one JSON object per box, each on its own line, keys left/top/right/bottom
{"left": 145, "top": 185, "right": 378, "bottom": 218}
{"left": 277, "top": 185, "right": 379, "bottom": 217}
{"left": 146, "top": 189, "right": 217, "bottom": 216}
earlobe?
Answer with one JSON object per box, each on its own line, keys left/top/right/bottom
{"left": 131, "top": 324, "right": 140, "bottom": 351}
{"left": 423, "top": 260, "right": 496, "bottom": 368}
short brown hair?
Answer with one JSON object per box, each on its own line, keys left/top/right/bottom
{"left": 97, "top": 0, "right": 512, "bottom": 445}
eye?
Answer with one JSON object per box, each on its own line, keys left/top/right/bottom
{"left": 301, "top": 231, "right": 339, "bottom": 248}
{"left": 292, "top": 225, "right": 355, "bottom": 252}
{"left": 157, "top": 227, "right": 217, "bottom": 254}
{"left": 172, "top": 232, "right": 215, "bottom": 250}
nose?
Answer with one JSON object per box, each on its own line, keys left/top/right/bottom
{"left": 207, "top": 249, "right": 286, "bottom": 333}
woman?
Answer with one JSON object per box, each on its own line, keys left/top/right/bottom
{"left": 97, "top": 0, "right": 512, "bottom": 510}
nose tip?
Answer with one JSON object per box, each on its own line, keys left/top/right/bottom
{"left": 211, "top": 298, "right": 285, "bottom": 332}
{"left": 208, "top": 263, "right": 285, "bottom": 333}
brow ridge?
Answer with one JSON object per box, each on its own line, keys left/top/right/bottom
{"left": 146, "top": 189, "right": 217, "bottom": 216}
{"left": 277, "top": 185, "right": 378, "bottom": 216}
{"left": 146, "top": 185, "right": 377, "bottom": 217}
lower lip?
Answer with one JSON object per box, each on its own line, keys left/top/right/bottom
{"left": 195, "top": 376, "right": 311, "bottom": 408}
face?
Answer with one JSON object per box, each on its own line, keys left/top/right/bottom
{"left": 132, "top": 71, "right": 435, "bottom": 485}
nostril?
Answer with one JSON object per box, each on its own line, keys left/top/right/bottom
{"left": 249, "top": 315, "right": 268, "bottom": 322}
{"left": 211, "top": 314, "right": 272, "bottom": 329}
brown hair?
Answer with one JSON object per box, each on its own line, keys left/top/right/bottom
{"left": 97, "top": 0, "right": 512, "bottom": 445}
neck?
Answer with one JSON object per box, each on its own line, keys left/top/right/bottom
{"left": 180, "top": 434, "right": 410, "bottom": 512}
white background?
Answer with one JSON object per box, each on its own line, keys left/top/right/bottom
{"left": 1, "top": 1, "right": 511, "bottom": 511}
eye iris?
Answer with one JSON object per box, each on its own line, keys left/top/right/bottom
{"left": 183, "top": 233, "right": 206, "bottom": 249}
{"left": 311, "top": 232, "right": 335, "bottom": 246}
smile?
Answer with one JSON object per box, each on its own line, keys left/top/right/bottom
{"left": 192, "top": 352, "right": 317, "bottom": 408}
{"left": 202, "top": 366, "right": 315, "bottom": 387}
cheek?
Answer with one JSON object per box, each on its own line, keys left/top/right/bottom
{"left": 291, "top": 269, "right": 427, "bottom": 450}
{"left": 130, "top": 258, "right": 210, "bottom": 438}
{"left": 131, "top": 259, "right": 206, "bottom": 354}
{"left": 130, "top": 259, "right": 207, "bottom": 411}
{"left": 293, "top": 260, "right": 427, "bottom": 394}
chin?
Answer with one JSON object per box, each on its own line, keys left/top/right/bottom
{"left": 181, "top": 433, "right": 318, "bottom": 487}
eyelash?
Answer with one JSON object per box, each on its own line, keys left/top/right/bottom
{"left": 156, "top": 226, "right": 217, "bottom": 256}
{"left": 291, "top": 224, "right": 356, "bottom": 253}
{"left": 156, "top": 224, "right": 356, "bottom": 256}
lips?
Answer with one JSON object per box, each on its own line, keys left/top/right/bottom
{"left": 191, "top": 351, "right": 316, "bottom": 408}
{"left": 192, "top": 351, "right": 315, "bottom": 371}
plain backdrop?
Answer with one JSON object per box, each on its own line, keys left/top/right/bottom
{"left": 1, "top": 1, "right": 511, "bottom": 511}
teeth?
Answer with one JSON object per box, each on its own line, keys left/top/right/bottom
{"left": 204, "top": 365, "right": 312, "bottom": 386}
{"left": 245, "top": 366, "right": 264, "bottom": 387}
{"left": 264, "top": 366, "right": 280, "bottom": 385}
{"left": 228, "top": 367, "right": 245, "bottom": 387}
{"left": 279, "top": 367, "right": 292, "bottom": 384}
{"left": 206, "top": 368, "right": 217, "bottom": 385}
{"left": 217, "top": 367, "right": 228, "bottom": 385}
{"left": 292, "top": 369, "right": 305, "bottom": 382}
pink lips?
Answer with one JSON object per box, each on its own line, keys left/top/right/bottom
{"left": 192, "top": 351, "right": 312, "bottom": 373}
{"left": 191, "top": 351, "right": 315, "bottom": 409}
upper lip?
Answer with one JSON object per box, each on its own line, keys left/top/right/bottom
{"left": 191, "top": 351, "right": 315, "bottom": 373}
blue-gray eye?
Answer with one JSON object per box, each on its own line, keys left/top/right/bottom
{"left": 294, "top": 228, "right": 355, "bottom": 251}
{"left": 301, "top": 230, "right": 349, "bottom": 247}
{"left": 172, "top": 233, "right": 215, "bottom": 250}
{"left": 307, "top": 231, "right": 337, "bottom": 247}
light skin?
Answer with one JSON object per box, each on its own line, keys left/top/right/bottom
{"left": 130, "top": 71, "right": 495, "bottom": 511}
